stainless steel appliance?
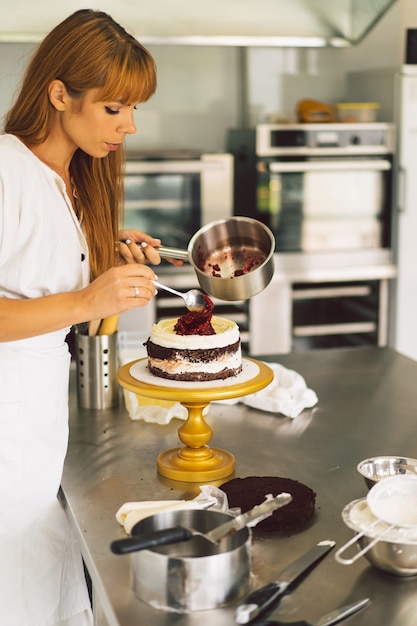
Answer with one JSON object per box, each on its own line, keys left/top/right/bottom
{"left": 124, "top": 151, "right": 233, "bottom": 250}
{"left": 227, "top": 123, "right": 397, "bottom": 353}
{"left": 120, "top": 151, "right": 251, "bottom": 347}
{"left": 228, "top": 123, "right": 395, "bottom": 253}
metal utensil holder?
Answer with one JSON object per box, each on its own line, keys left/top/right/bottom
{"left": 75, "top": 331, "right": 119, "bottom": 409}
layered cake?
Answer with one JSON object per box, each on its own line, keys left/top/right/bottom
{"left": 220, "top": 476, "right": 316, "bottom": 532}
{"left": 145, "top": 295, "right": 242, "bottom": 382}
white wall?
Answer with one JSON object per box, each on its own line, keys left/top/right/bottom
{"left": 0, "top": 43, "right": 33, "bottom": 127}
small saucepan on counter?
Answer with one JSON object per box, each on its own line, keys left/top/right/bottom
{"left": 112, "top": 508, "right": 251, "bottom": 612}
{"left": 157, "top": 216, "right": 275, "bottom": 301}
{"left": 110, "top": 494, "right": 291, "bottom": 612}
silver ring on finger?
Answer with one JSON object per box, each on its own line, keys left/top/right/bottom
{"left": 134, "top": 286, "right": 140, "bottom": 298}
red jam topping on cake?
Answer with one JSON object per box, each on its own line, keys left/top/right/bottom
{"left": 174, "top": 294, "right": 215, "bottom": 336}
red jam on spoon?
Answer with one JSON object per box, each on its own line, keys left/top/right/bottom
{"left": 174, "top": 294, "right": 215, "bottom": 336}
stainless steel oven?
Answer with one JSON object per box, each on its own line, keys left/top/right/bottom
{"left": 228, "top": 123, "right": 395, "bottom": 253}
{"left": 120, "top": 151, "right": 250, "bottom": 345}
{"left": 124, "top": 151, "right": 233, "bottom": 250}
{"left": 227, "top": 124, "right": 397, "bottom": 354}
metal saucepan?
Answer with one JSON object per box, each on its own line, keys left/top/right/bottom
{"left": 110, "top": 495, "right": 291, "bottom": 612}
{"left": 158, "top": 216, "right": 275, "bottom": 301}
{"left": 121, "top": 508, "right": 252, "bottom": 612}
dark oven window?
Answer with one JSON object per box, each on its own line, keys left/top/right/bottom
{"left": 124, "top": 173, "right": 201, "bottom": 249}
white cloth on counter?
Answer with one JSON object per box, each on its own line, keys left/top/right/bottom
{"left": 124, "top": 391, "right": 188, "bottom": 424}
{"left": 116, "top": 486, "right": 229, "bottom": 534}
{"left": 216, "top": 362, "right": 318, "bottom": 418}
{"left": 118, "top": 344, "right": 189, "bottom": 424}
{"left": 241, "top": 362, "right": 318, "bottom": 418}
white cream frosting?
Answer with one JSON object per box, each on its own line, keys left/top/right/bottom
{"left": 149, "top": 316, "right": 240, "bottom": 350}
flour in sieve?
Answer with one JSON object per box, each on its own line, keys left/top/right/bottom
{"left": 348, "top": 499, "right": 417, "bottom": 543}
{"left": 375, "top": 494, "right": 417, "bottom": 526}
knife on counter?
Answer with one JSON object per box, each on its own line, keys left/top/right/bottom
{"left": 235, "top": 539, "right": 336, "bottom": 624}
{"left": 247, "top": 597, "right": 370, "bottom": 626}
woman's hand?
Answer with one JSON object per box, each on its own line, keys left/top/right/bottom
{"left": 117, "top": 229, "right": 184, "bottom": 267}
{"left": 0, "top": 263, "right": 158, "bottom": 342}
{"left": 80, "top": 263, "right": 157, "bottom": 321}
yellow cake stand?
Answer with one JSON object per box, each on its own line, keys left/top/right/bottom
{"left": 117, "top": 357, "right": 274, "bottom": 482}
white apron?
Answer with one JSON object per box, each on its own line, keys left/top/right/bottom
{"left": 0, "top": 134, "right": 93, "bottom": 625}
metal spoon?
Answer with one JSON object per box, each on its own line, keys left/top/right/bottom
{"left": 152, "top": 280, "right": 207, "bottom": 312}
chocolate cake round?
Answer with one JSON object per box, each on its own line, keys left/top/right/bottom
{"left": 220, "top": 476, "right": 316, "bottom": 532}
{"left": 146, "top": 316, "right": 242, "bottom": 382}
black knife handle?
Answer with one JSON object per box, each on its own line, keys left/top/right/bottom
{"left": 235, "top": 582, "right": 288, "bottom": 624}
{"left": 110, "top": 526, "right": 194, "bottom": 555}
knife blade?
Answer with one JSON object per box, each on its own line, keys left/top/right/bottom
{"left": 249, "top": 597, "right": 370, "bottom": 626}
{"left": 235, "top": 540, "right": 336, "bottom": 624}
{"left": 315, "top": 597, "right": 370, "bottom": 626}
{"left": 207, "top": 493, "right": 292, "bottom": 543}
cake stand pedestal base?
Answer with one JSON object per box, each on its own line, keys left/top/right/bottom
{"left": 157, "top": 447, "right": 235, "bottom": 482}
{"left": 117, "top": 358, "right": 274, "bottom": 483}
{"left": 156, "top": 399, "right": 235, "bottom": 481}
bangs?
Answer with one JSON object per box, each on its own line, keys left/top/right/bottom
{"left": 98, "top": 46, "right": 157, "bottom": 105}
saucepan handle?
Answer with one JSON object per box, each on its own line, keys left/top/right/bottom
{"left": 110, "top": 526, "right": 194, "bottom": 555}
{"left": 157, "top": 246, "right": 190, "bottom": 261}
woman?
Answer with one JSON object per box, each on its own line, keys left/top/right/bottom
{"left": 0, "top": 9, "right": 171, "bottom": 625}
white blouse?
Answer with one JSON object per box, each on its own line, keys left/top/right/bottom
{"left": 0, "top": 133, "right": 89, "bottom": 300}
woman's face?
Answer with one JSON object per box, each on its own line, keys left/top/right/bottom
{"left": 59, "top": 86, "right": 137, "bottom": 157}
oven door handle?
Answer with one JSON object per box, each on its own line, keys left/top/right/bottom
{"left": 125, "top": 160, "right": 223, "bottom": 174}
{"left": 267, "top": 159, "right": 391, "bottom": 173}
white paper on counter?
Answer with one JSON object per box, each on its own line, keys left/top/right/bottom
{"left": 116, "top": 485, "right": 230, "bottom": 534}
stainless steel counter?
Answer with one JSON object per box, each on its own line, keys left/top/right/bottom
{"left": 61, "top": 348, "right": 417, "bottom": 626}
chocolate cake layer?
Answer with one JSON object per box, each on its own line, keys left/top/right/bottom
{"left": 220, "top": 476, "right": 316, "bottom": 532}
{"left": 146, "top": 339, "right": 241, "bottom": 363}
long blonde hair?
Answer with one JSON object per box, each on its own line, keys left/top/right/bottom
{"left": 5, "top": 9, "right": 157, "bottom": 279}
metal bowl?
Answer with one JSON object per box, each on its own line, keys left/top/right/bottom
{"left": 357, "top": 456, "right": 417, "bottom": 490}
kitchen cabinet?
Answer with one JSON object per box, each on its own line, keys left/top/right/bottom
{"left": 249, "top": 251, "right": 397, "bottom": 354}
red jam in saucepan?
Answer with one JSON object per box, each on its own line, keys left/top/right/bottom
{"left": 174, "top": 294, "right": 215, "bottom": 336}
{"left": 196, "top": 245, "right": 266, "bottom": 278}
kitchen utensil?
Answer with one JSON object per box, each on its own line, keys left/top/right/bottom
{"left": 157, "top": 216, "right": 275, "bottom": 301}
{"left": 336, "top": 475, "right": 417, "bottom": 575}
{"left": 88, "top": 318, "right": 102, "bottom": 336}
{"left": 111, "top": 492, "right": 292, "bottom": 555}
{"left": 127, "top": 508, "right": 253, "bottom": 611}
{"left": 367, "top": 474, "right": 417, "bottom": 526}
{"left": 250, "top": 597, "right": 370, "bottom": 626}
{"left": 235, "top": 540, "right": 335, "bottom": 624}
{"left": 74, "top": 330, "right": 119, "bottom": 409}
{"left": 152, "top": 280, "right": 206, "bottom": 312}
{"left": 98, "top": 315, "right": 119, "bottom": 335}
{"left": 357, "top": 455, "right": 417, "bottom": 489}
{"left": 337, "top": 497, "right": 417, "bottom": 576}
